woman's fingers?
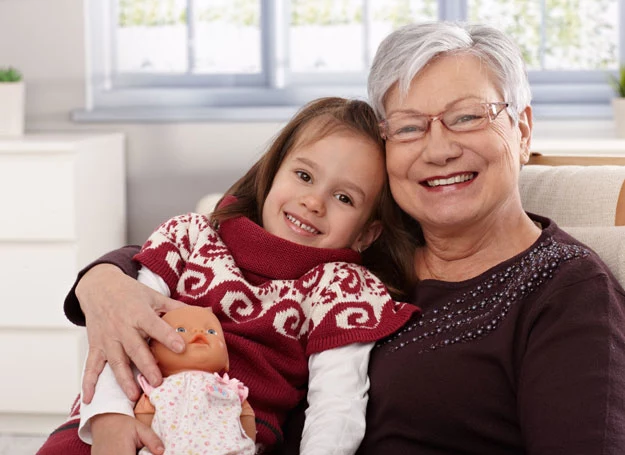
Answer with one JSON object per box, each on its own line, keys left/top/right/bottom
{"left": 105, "top": 335, "right": 143, "bottom": 401}
{"left": 140, "top": 294, "right": 187, "bottom": 354}
{"left": 76, "top": 263, "right": 188, "bottom": 398}
{"left": 81, "top": 346, "right": 107, "bottom": 404}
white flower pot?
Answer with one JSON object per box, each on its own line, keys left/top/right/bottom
{"left": 0, "top": 81, "right": 25, "bottom": 136}
{"left": 612, "top": 98, "right": 625, "bottom": 138}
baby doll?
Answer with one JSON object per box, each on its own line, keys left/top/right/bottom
{"left": 134, "top": 306, "right": 255, "bottom": 455}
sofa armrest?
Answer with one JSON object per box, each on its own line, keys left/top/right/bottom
{"left": 195, "top": 193, "right": 224, "bottom": 216}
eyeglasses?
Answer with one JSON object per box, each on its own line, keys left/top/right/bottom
{"left": 379, "top": 102, "right": 510, "bottom": 143}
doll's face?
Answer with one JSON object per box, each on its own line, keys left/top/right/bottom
{"left": 151, "top": 306, "right": 229, "bottom": 377}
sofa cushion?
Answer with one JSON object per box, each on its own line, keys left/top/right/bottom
{"left": 519, "top": 165, "right": 625, "bottom": 226}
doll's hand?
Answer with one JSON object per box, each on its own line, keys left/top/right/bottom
{"left": 91, "top": 413, "right": 163, "bottom": 455}
{"left": 78, "top": 264, "right": 186, "bottom": 403}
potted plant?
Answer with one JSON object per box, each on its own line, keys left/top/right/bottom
{"left": 0, "top": 67, "right": 25, "bottom": 136}
{"left": 608, "top": 65, "right": 625, "bottom": 138}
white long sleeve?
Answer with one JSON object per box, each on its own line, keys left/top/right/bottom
{"left": 78, "top": 266, "right": 170, "bottom": 444}
{"left": 300, "top": 342, "right": 373, "bottom": 455}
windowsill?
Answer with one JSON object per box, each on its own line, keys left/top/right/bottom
{"left": 71, "top": 106, "right": 303, "bottom": 123}
{"left": 72, "top": 102, "right": 614, "bottom": 124}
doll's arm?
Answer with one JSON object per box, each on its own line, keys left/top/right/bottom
{"left": 300, "top": 342, "right": 374, "bottom": 455}
{"left": 134, "top": 393, "right": 156, "bottom": 428}
{"left": 240, "top": 399, "right": 256, "bottom": 442}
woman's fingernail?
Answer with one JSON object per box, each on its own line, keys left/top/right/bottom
{"left": 173, "top": 340, "right": 185, "bottom": 352}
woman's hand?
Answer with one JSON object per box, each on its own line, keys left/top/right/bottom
{"left": 91, "top": 413, "right": 163, "bottom": 455}
{"left": 78, "top": 264, "right": 185, "bottom": 403}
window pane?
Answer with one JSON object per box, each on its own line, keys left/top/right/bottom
{"left": 290, "top": 0, "right": 365, "bottom": 72}
{"left": 289, "top": 0, "right": 438, "bottom": 73}
{"left": 369, "top": 0, "right": 438, "bottom": 63}
{"left": 468, "top": 0, "right": 618, "bottom": 70}
{"left": 193, "top": 0, "right": 261, "bottom": 74}
{"left": 116, "top": 0, "right": 188, "bottom": 73}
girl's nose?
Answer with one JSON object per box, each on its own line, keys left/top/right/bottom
{"left": 301, "top": 192, "right": 325, "bottom": 215}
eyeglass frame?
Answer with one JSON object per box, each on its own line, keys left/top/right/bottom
{"left": 379, "top": 102, "right": 510, "bottom": 143}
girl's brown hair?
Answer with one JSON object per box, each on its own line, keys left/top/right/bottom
{"left": 210, "top": 97, "right": 420, "bottom": 299}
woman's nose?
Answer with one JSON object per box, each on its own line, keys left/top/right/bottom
{"left": 420, "top": 121, "right": 463, "bottom": 165}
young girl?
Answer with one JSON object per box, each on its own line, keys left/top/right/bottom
{"left": 42, "top": 97, "right": 420, "bottom": 455}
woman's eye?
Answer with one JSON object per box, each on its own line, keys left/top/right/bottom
{"left": 452, "top": 114, "right": 482, "bottom": 125}
{"left": 395, "top": 123, "right": 426, "bottom": 136}
{"left": 176, "top": 327, "right": 186, "bottom": 333}
{"left": 295, "top": 170, "right": 312, "bottom": 182}
{"left": 206, "top": 329, "right": 217, "bottom": 335}
{"left": 335, "top": 194, "right": 353, "bottom": 205}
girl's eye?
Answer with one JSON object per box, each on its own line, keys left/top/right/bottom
{"left": 295, "top": 170, "right": 312, "bottom": 182}
{"left": 335, "top": 193, "right": 353, "bottom": 205}
{"left": 206, "top": 329, "right": 217, "bottom": 335}
{"left": 176, "top": 327, "right": 186, "bottom": 333}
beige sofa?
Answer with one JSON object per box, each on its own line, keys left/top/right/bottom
{"left": 197, "top": 155, "right": 625, "bottom": 288}
{"left": 520, "top": 155, "right": 625, "bottom": 287}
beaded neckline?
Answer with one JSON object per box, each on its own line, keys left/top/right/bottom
{"left": 377, "top": 236, "right": 589, "bottom": 354}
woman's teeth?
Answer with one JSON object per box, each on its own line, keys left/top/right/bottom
{"left": 286, "top": 214, "right": 319, "bottom": 234}
{"left": 426, "top": 173, "right": 474, "bottom": 187}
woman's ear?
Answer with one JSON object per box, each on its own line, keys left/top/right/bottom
{"left": 517, "top": 105, "right": 533, "bottom": 165}
{"left": 353, "top": 220, "right": 383, "bottom": 252}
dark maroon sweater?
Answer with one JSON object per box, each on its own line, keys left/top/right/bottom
{"left": 357, "top": 214, "right": 625, "bottom": 455}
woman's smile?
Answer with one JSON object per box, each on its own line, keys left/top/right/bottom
{"left": 421, "top": 172, "right": 477, "bottom": 188}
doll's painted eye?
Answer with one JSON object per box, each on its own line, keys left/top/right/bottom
{"left": 176, "top": 327, "right": 186, "bottom": 333}
{"left": 206, "top": 329, "right": 217, "bottom": 335}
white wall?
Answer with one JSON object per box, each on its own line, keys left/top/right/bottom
{"left": 0, "top": 0, "right": 284, "bottom": 244}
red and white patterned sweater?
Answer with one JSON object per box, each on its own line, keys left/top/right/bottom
{"left": 133, "top": 210, "right": 419, "bottom": 449}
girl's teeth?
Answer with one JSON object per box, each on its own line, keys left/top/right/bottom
{"left": 286, "top": 214, "right": 319, "bottom": 234}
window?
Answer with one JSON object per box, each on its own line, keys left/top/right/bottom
{"left": 76, "top": 0, "right": 624, "bottom": 121}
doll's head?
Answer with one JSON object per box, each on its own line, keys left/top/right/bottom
{"left": 151, "top": 306, "right": 229, "bottom": 377}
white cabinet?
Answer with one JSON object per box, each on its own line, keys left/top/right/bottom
{"left": 0, "top": 133, "right": 126, "bottom": 434}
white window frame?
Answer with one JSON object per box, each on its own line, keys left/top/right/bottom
{"left": 74, "top": 0, "right": 625, "bottom": 122}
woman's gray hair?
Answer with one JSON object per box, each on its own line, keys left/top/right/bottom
{"left": 367, "top": 21, "right": 532, "bottom": 124}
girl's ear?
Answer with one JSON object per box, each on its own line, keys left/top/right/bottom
{"left": 352, "top": 220, "right": 383, "bottom": 252}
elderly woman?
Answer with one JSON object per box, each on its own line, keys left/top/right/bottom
{"left": 357, "top": 22, "right": 625, "bottom": 454}
{"left": 39, "top": 22, "right": 625, "bottom": 455}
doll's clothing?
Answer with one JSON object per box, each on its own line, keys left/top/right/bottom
{"left": 138, "top": 371, "right": 254, "bottom": 455}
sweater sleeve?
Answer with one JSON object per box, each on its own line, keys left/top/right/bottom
{"left": 305, "top": 262, "right": 419, "bottom": 355}
{"left": 132, "top": 213, "right": 215, "bottom": 294}
{"left": 519, "top": 272, "right": 625, "bottom": 454}
{"left": 63, "top": 245, "right": 142, "bottom": 326}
